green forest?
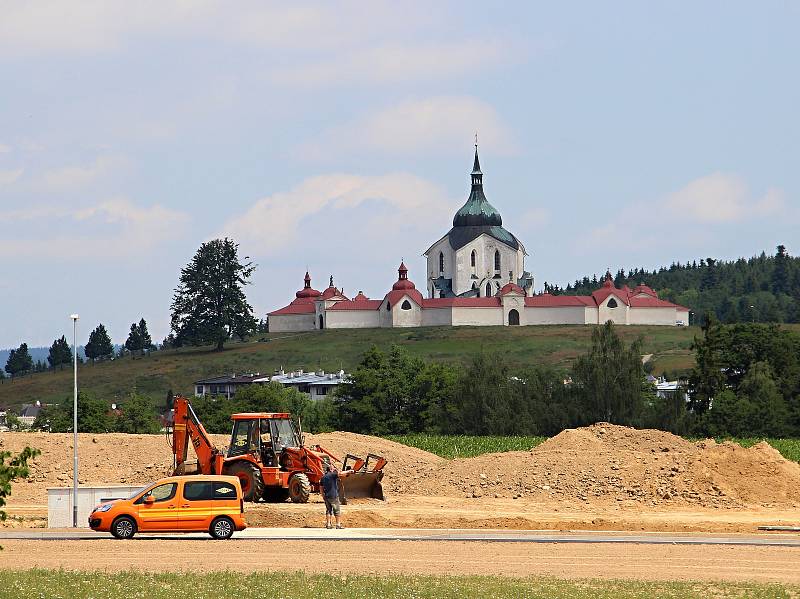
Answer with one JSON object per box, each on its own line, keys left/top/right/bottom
{"left": 546, "top": 245, "right": 800, "bottom": 324}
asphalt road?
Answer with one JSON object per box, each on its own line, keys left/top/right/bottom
{"left": 3, "top": 527, "right": 800, "bottom": 546}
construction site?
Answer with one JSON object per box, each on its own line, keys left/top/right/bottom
{"left": 2, "top": 422, "right": 800, "bottom": 586}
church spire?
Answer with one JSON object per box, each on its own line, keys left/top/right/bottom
{"left": 471, "top": 138, "right": 483, "bottom": 188}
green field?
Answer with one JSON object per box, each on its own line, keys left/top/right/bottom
{"left": 0, "top": 570, "right": 795, "bottom": 599}
{"left": 0, "top": 325, "right": 698, "bottom": 409}
{"left": 389, "top": 434, "right": 800, "bottom": 463}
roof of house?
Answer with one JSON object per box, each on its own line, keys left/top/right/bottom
{"left": 254, "top": 370, "right": 348, "bottom": 386}
{"left": 195, "top": 374, "right": 264, "bottom": 385}
{"left": 327, "top": 299, "right": 382, "bottom": 311}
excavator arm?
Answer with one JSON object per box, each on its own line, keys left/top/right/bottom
{"left": 172, "top": 396, "right": 223, "bottom": 475}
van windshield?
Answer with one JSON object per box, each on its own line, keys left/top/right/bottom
{"left": 127, "top": 486, "right": 147, "bottom": 499}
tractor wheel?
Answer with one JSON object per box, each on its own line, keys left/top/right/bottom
{"left": 288, "top": 473, "right": 311, "bottom": 503}
{"left": 262, "top": 487, "right": 290, "bottom": 503}
{"left": 223, "top": 460, "right": 264, "bottom": 502}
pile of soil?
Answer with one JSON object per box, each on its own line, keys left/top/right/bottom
{"left": 402, "top": 423, "right": 800, "bottom": 508}
{"left": 0, "top": 430, "right": 443, "bottom": 504}
{"left": 3, "top": 424, "right": 799, "bottom": 511}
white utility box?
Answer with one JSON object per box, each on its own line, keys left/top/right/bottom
{"left": 47, "top": 485, "right": 143, "bottom": 528}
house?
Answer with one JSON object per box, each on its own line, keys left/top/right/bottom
{"left": 194, "top": 369, "right": 348, "bottom": 401}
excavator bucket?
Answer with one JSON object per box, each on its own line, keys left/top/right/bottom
{"left": 340, "top": 453, "right": 387, "bottom": 503}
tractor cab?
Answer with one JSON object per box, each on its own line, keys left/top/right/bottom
{"left": 226, "top": 413, "right": 301, "bottom": 469}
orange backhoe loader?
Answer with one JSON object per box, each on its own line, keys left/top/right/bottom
{"left": 170, "top": 396, "right": 386, "bottom": 503}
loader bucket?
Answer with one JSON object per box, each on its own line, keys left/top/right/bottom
{"left": 341, "top": 470, "right": 385, "bottom": 502}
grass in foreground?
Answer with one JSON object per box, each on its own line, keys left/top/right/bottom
{"left": 391, "top": 434, "right": 800, "bottom": 463}
{"left": 0, "top": 570, "right": 796, "bottom": 599}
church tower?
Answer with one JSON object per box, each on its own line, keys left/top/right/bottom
{"left": 424, "top": 144, "right": 533, "bottom": 298}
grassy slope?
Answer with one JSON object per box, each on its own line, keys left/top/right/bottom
{"left": 0, "top": 325, "right": 700, "bottom": 408}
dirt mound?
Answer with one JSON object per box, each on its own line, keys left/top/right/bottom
{"left": 305, "top": 431, "right": 445, "bottom": 495}
{"left": 402, "top": 423, "right": 800, "bottom": 508}
{"left": 0, "top": 430, "right": 443, "bottom": 504}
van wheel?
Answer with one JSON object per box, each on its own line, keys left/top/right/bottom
{"left": 288, "top": 473, "right": 311, "bottom": 503}
{"left": 111, "top": 516, "right": 137, "bottom": 539}
{"left": 223, "top": 460, "right": 264, "bottom": 502}
{"left": 210, "top": 516, "right": 235, "bottom": 540}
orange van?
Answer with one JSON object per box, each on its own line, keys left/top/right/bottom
{"left": 88, "top": 475, "right": 247, "bottom": 539}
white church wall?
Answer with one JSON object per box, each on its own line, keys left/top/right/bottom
{"left": 392, "top": 297, "right": 422, "bottom": 327}
{"left": 628, "top": 307, "right": 678, "bottom": 326}
{"left": 676, "top": 308, "right": 689, "bottom": 325}
{"left": 426, "top": 237, "right": 454, "bottom": 297}
{"left": 597, "top": 295, "right": 629, "bottom": 325}
{"left": 325, "top": 310, "right": 381, "bottom": 329}
{"left": 421, "top": 308, "right": 452, "bottom": 327}
{"left": 269, "top": 314, "right": 316, "bottom": 332}
{"left": 584, "top": 306, "right": 599, "bottom": 324}
{"left": 524, "top": 306, "right": 586, "bottom": 325}
{"left": 451, "top": 307, "right": 504, "bottom": 326}
{"left": 501, "top": 295, "right": 526, "bottom": 326}
{"left": 453, "top": 234, "right": 522, "bottom": 296}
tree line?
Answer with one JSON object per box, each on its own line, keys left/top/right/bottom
{"left": 3, "top": 318, "right": 155, "bottom": 380}
{"left": 333, "top": 320, "right": 800, "bottom": 438}
{"left": 546, "top": 245, "right": 800, "bottom": 324}
{"left": 23, "top": 320, "right": 799, "bottom": 439}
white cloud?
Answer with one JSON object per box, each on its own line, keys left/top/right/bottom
{"left": 582, "top": 173, "right": 788, "bottom": 254}
{"left": 0, "top": 168, "right": 24, "bottom": 185}
{"left": 298, "top": 96, "right": 516, "bottom": 160}
{"left": 218, "top": 173, "right": 455, "bottom": 255}
{"left": 663, "top": 173, "right": 784, "bottom": 223}
{"left": 0, "top": 143, "right": 11, "bottom": 154}
{"left": 40, "top": 155, "right": 129, "bottom": 190}
{"left": 272, "top": 40, "right": 518, "bottom": 87}
{"left": 0, "top": 199, "right": 189, "bottom": 259}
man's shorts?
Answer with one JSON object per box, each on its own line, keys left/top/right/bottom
{"left": 324, "top": 498, "right": 341, "bottom": 516}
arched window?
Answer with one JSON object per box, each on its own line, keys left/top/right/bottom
{"left": 486, "top": 282, "right": 492, "bottom": 297}
{"left": 470, "top": 250, "right": 476, "bottom": 267}
{"left": 439, "top": 252, "right": 444, "bottom": 273}
{"left": 607, "top": 298, "right": 618, "bottom": 308}
{"left": 318, "top": 315, "right": 324, "bottom": 329}
{"left": 401, "top": 300, "right": 412, "bottom": 310}
{"left": 386, "top": 302, "right": 391, "bottom": 311}
{"left": 494, "top": 250, "right": 501, "bottom": 271}
{"left": 508, "top": 309, "right": 520, "bottom": 326}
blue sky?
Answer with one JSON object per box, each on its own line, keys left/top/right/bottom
{"left": 1, "top": 2, "right": 798, "bottom": 348}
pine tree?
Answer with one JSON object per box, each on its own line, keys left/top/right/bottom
{"left": 137, "top": 318, "right": 152, "bottom": 350}
{"left": 4, "top": 343, "right": 33, "bottom": 377}
{"left": 47, "top": 335, "right": 72, "bottom": 370}
{"left": 85, "top": 324, "right": 113, "bottom": 361}
{"left": 124, "top": 323, "right": 142, "bottom": 353}
{"left": 772, "top": 245, "right": 791, "bottom": 294}
{"left": 170, "top": 238, "right": 256, "bottom": 351}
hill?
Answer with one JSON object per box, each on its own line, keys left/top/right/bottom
{"left": 0, "top": 325, "right": 700, "bottom": 410}
{"left": 550, "top": 245, "right": 800, "bottom": 324}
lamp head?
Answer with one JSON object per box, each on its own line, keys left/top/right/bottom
{"left": 70, "top": 314, "right": 79, "bottom": 320}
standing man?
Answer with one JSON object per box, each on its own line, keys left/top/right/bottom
{"left": 321, "top": 464, "right": 351, "bottom": 529}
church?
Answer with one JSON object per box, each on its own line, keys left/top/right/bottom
{"left": 268, "top": 147, "right": 689, "bottom": 331}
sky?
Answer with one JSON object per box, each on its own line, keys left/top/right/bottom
{"left": 1, "top": 1, "right": 799, "bottom": 348}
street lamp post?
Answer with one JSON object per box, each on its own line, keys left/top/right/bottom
{"left": 70, "top": 314, "right": 79, "bottom": 528}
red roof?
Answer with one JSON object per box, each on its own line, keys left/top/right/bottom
{"left": 327, "top": 299, "right": 382, "bottom": 311}
{"left": 384, "top": 288, "right": 424, "bottom": 307}
{"left": 525, "top": 294, "right": 595, "bottom": 307}
{"left": 321, "top": 286, "right": 348, "bottom": 300}
{"left": 268, "top": 303, "right": 316, "bottom": 315}
{"left": 499, "top": 282, "right": 525, "bottom": 296}
{"left": 629, "top": 297, "right": 689, "bottom": 310}
{"left": 353, "top": 291, "right": 370, "bottom": 301}
{"left": 632, "top": 284, "right": 658, "bottom": 298}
